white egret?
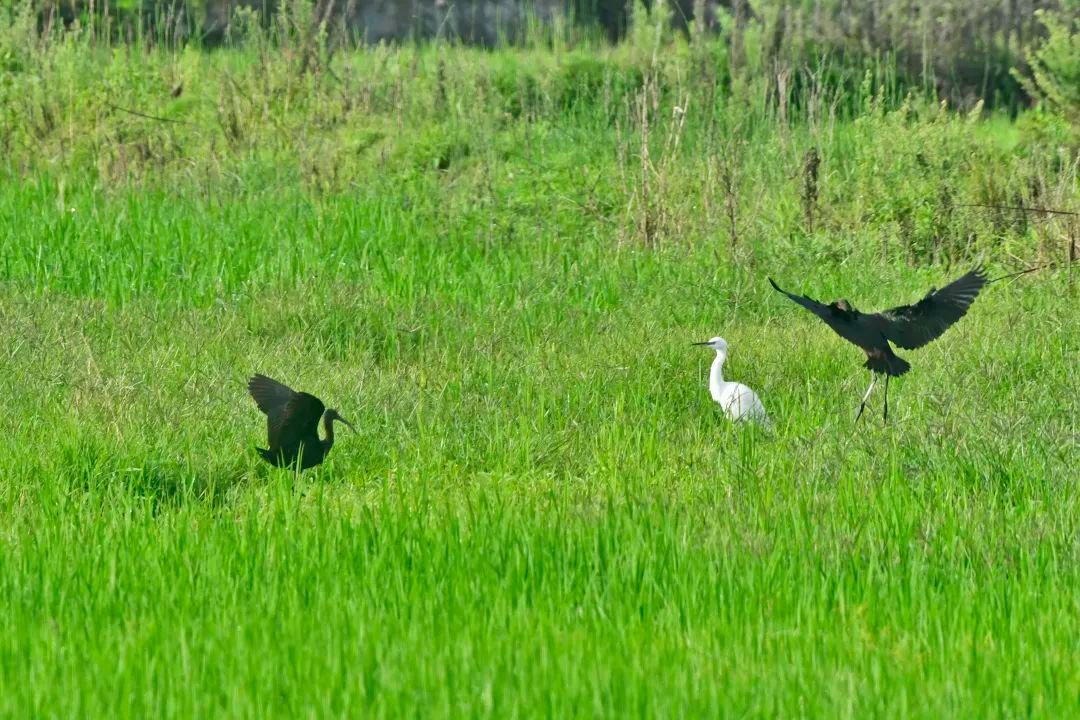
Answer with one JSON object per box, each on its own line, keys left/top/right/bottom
{"left": 692, "top": 337, "right": 769, "bottom": 425}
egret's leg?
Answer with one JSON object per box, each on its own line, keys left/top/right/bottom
{"left": 882, "top": 374, "right": 890, "bottom": 424}
{"left": 855, "top": 372, "right": 877, "bottom": 424}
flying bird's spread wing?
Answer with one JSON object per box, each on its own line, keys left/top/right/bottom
{"left": 768, "top": 278, "right": 831, "bottom": 316}
{"left": 768, "top": 277, "right": 859, "bottom": 342}
{"left": 248, "top": 374, "right": 324, "bottom": 450}
{"left": 878, "top": 267, "right": 987, "bottom": 350}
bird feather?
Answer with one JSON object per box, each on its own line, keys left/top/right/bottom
{"left": 248, "top": 374, "right": 325, "bottom": 450}
{"left": 767, "top": 278, "right": 863, "bottom": 345}
{"left": 878, "top": 267, "right": 987, "bottom": 350}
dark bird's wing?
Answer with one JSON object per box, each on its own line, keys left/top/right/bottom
{"left": 768, "top": 277, "right": 861, "bottom": 344}
{"left": 877, "top": 267, "right": 987, "bottom": 350}
{"left": 248, "top": 374, "right": 324, "bottom": 449}
{"left": 270, "top": 392, "right": 325, "bottom": 451}
{"left": 249, "top": 374, "right": 296, "bottom": 415}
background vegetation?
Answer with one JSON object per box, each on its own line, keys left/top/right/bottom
{"left": 0, "top": 1, "right": 1078, "bottom": 716}
{"left": 21, "top": 0, "right": 1076, "bottom": 107}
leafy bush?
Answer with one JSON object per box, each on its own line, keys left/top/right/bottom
{"left": 1014, "top": 8, "right": 1080, "bottom": 147}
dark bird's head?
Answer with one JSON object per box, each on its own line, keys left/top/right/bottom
{"left": 834, "top": 299, "right": 855, "bottom": 312}
{"left": 323, "top": 408, "right": 356, "bottom": 433}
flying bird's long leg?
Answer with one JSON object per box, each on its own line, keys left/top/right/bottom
{"left": 855, "top": 372, "right": 877, "bottom": 424}
{"left": 882, "top": 374, "right": 890, "bottom": 425}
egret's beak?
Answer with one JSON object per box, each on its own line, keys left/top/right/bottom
{"left": 691, "top": 341, "right": 711, "bottom": 346}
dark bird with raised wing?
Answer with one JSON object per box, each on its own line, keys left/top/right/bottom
{"left": 768, "top": 267, "right": 987, "bottom": 423}
{"left": 248, "top": 374, "right": 355, "bottom": 469}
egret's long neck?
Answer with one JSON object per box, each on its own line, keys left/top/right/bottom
{"left": 709, "top": 352, "right": 727, "bottom": 399}
{"left": 322, "top": 414, "right": 336, "bottom": 450}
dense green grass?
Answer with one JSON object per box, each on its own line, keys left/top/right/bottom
{"left": 1, "top": 23, "right": 1079, "bottom": 717}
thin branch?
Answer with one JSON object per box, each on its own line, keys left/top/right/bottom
{"left": 989, "top": 259, "right": 1078, "bottom": 285}
{"left": 956, "top": 203, "right": 1080, "bottom": 217}
{"left": 105, "top": 101, "right": 195, "bottom": 126}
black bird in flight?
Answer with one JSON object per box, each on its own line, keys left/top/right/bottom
{"left": 248, "top": 374, "right": 355, "bottom": 469}
{"left": 769, "top": 267, "right": 988, "bottom": 423}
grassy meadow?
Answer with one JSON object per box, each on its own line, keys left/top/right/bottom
{"left": 1, "top": 8, "right": 1079, "bottom": 717}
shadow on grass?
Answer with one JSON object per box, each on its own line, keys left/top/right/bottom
{"left": 55, "top": 434, "right": 251, "bottom": 513}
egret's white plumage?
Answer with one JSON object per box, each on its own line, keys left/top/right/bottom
{"left": 694, "top": 337, "right": 769, "bottom": 425}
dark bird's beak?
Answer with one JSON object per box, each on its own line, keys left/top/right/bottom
{"left": 339, "top": 416, "right": 357, "bottom": 433}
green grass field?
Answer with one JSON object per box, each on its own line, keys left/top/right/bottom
{"left": 1, "top": 18, "right": 1079, "bottom": 717}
